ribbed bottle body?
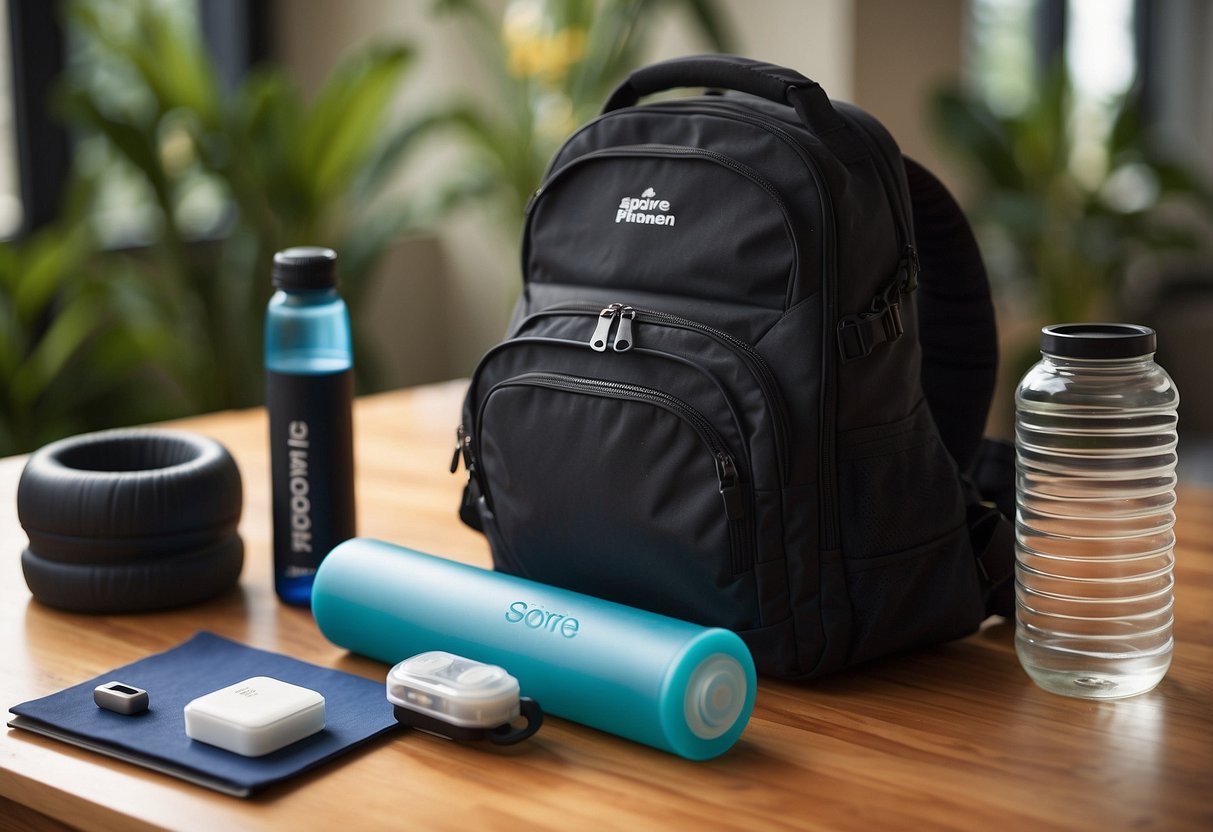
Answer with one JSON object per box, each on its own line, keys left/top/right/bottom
{"left": 1015, "top": 351, "right": 1178, "bottom": 699}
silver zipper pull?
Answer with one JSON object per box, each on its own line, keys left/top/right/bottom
{"left": 590, "top": 303, "right": 621, "bottom": 352}
{"left": 613, "top": 307, "right": 636, "bottom": 352}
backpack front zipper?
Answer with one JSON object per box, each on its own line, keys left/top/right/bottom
{"left": 521, "top": 301, "right": 790, "bottom": 484}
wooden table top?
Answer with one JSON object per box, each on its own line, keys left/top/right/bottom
{"left": 1, "top": 381, "right": 1210, "bottom": 831}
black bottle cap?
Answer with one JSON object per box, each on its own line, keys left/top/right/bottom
{"left": 272, "top": 247, "right": 338, "bottom": 290}
{"left": 1040, "top": 323, "right": 1156, "bottom": 359}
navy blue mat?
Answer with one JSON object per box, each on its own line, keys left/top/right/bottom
{"left": 8, "top": 631, "right": 400, "bottom": 796}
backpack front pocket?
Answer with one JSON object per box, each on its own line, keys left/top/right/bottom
{"left": 470, "top": 372, "right": 761, "bottom": 630}
{"left": 509, "top": 302, "right": 790, "bottom": 487}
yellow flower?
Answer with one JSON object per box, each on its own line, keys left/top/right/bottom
{"left": 502, "top": 1, "right": 587, "bottom": 85}
{"left": 159, "top": 119, "right": 196, "bottom": 177}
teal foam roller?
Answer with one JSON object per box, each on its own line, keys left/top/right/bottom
{"left": 311, "top": 539, "right": 755, "bottom": 760}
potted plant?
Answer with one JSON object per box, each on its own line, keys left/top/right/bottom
{"left": 0, "top": 220, "right": 183, "bottom": 455}
{"left": 930, "top": 65, "right": 1213, "bottom": 430}
{"left": 60, "top": 0, "right": 442, "bottom": 410}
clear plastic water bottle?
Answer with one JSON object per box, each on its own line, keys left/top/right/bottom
{"left": 1014, "top": 323, "right": 1179, "bottom": 699}
{"left": 265, "top": 247, "right": 356, "bottom": 605}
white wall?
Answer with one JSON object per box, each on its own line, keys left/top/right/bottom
{"left": 271, "top": 0, "right": 856, "bottom": 385}
{"left": 272, "top": 0, "right": 505, "bottom": 386}
{"left": 650, "top": 0, "right": 853, "bottom": 99}
{"left": 851, "top": 0, "right": 966, "bottom": 190}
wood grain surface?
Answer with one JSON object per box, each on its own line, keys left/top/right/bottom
{"left": 1, "top": 381, "right": 1210, "bottom": 831}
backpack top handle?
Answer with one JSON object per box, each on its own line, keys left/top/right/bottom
{"left": 602, "top": 54, "right": 862, "bottom": 161}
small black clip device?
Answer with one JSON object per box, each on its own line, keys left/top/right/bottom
{"left": 387, "top": 652, "right": 542, "bottom": 745}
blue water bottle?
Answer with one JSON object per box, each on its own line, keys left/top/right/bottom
{"left": 312, "top": 540, "right": 756, "bottom": 760}
{"left": 265, "top": 247, "right": 356, "bottom": 605}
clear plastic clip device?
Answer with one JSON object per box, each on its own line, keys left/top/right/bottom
{"left": 386, "top": 652, "right": 542, "bottom": 745}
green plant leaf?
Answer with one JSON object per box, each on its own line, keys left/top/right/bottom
{"left": 930, "top": 88, "right": 1024, "bottom": 189}
{"left": 0, "top": 260, "right": 19, "bottom": 378}
{"left": 1107, "top": 89, "right": 1142, "bottom": 158}
{"left": 225, "top": 69, "right": 307, "bottom": 231}
{"left": 1151, "top": 161, "right": 1213, "bottom": 208}
{"left": 59, "top": 88, "right": 173, "bottom": 208}
{"left": 12, "top": 227, "right": 90, "bottom": 321}
{"left": 569, "top": 0, "right": 643, "bottom": 108}
{"left": 136, "top": 7, "right": 221, "bottom": 127}
{"left": 342, "top": 175, "right": 492, "bottom": 289}
{"left": 349, "top": 110, "right": 458, "bottom": 203}
{"left": 296, "top": 44, "right": 415, "bottom": 205}
{"left": 1023, "top": 61, "right": 1072, "bottom": 179}
{"left": 8, "top": 290, "right": 105, "bottom": 410}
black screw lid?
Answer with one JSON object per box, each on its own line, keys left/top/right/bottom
{"left": 272, "top": 247, "right": 338, "bottom": 290}
{"left": 1040, "top": 323, "right": 1156, "bottom": 359}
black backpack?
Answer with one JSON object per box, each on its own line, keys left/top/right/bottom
{"left": 453, "top": 55, "right": 1014, "bottom": 679}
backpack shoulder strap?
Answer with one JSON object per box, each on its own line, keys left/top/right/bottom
{"left": 903, "top": 155, "right": 997, "bottom": 473}
{"left": 904, "top": 155, "right": 1014, "bottom": 617}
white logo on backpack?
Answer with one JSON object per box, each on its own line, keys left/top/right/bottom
{"left": 615, "top": 186, "right": 676, "bottom": 227}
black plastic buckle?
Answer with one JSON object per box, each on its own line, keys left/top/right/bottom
{"left": 836, "top": 298, "right": 903, "bottom": 362}
{"left": 835, "top": 315, "right": 869, "bottom": 361}
{"left": 835, "top": 246, "right": 916, "bottom": 363}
